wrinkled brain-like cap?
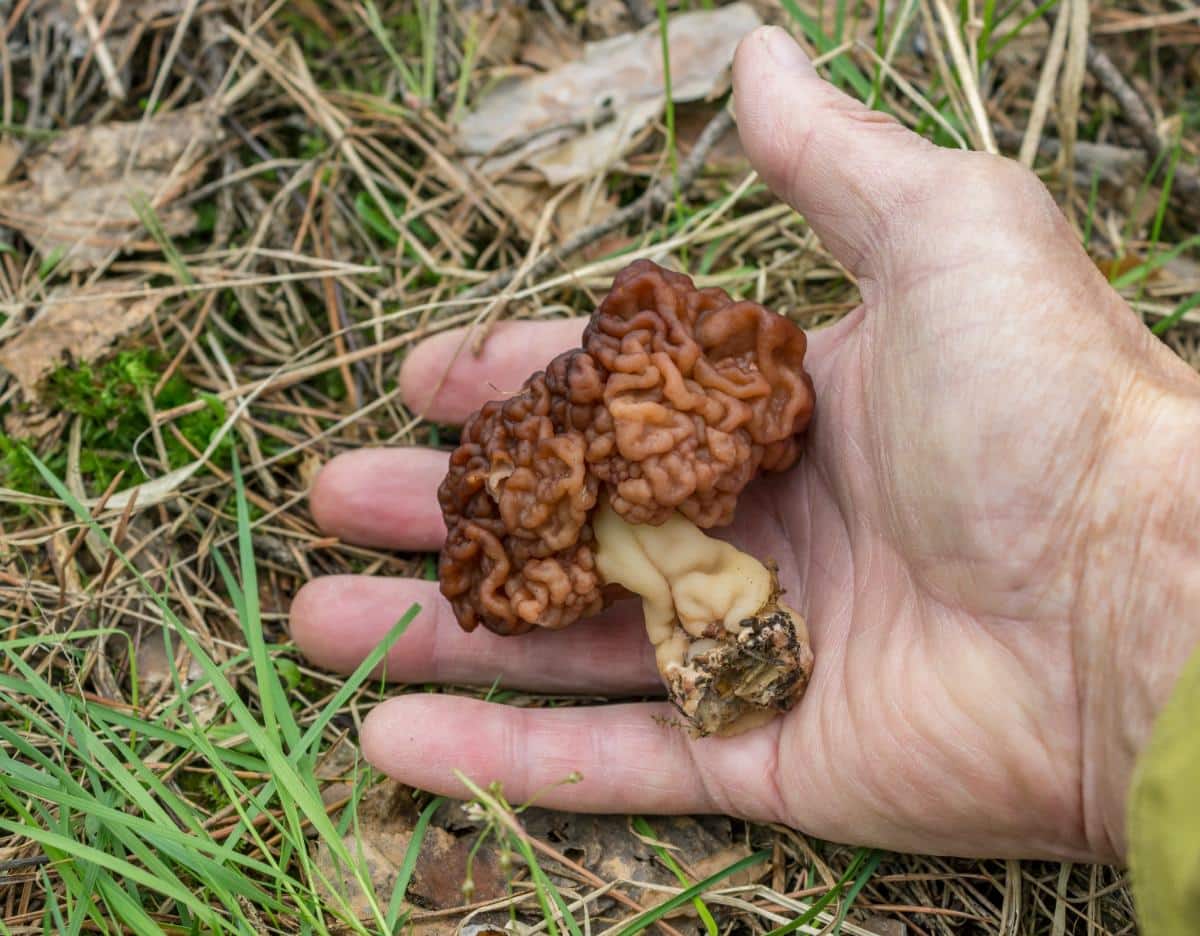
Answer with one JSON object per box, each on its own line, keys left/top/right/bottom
{"left": 437, "top": 260, "right": 815, "bottom": 636}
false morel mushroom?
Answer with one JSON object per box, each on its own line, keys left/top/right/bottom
{"left": 437, "top": 260, "right": 816, "bottom": 735}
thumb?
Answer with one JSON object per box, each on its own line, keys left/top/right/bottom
{"left": 733, "top": 26, "right": 943, "bottom": 279}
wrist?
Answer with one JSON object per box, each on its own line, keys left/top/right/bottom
{"left": 1075, "top": 380, "right": 1200, "bottom": 863}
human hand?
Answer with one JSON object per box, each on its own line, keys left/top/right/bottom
{"left": 290, "top": 26, "right": 1200, "bottom": 864}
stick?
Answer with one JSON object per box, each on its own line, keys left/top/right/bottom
{"left": 1043, "top": 10, "right": 1200, "bottom": 202}
{"left": 1084, "top": 40, "right": 1198, "bottom": 200}
{"left": 74, "top": 0, "right": 126, "bottom": 101}
{"left": 459, "top": 105, "right": 736, "bottom": 304}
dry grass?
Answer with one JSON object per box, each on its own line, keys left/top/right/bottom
{"left": 0, "top": 0, "right": 1196, "bottom": 932}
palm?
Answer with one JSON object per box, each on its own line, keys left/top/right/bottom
{"left": 290, "top": 28, "right": 1171, "bottom": 863}
{"left": 742, "top": 175, "right": 1133, "bottom": 859}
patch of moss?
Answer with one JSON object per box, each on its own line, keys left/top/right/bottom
{"left": 0, "top": 349, "right": 237, "bottom": 497}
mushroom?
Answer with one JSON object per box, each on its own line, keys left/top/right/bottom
{"left": 437, "top": 260, "right": 816, "bottom": 735}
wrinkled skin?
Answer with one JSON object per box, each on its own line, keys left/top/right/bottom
{"left": 291, "top": 27, "right": 1200, "bottom": 864}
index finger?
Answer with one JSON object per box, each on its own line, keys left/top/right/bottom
{"left": 401, "top": 318, "right": 586, "bottom": 424}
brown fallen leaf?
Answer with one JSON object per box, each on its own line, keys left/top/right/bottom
{"left": 687, "top": 842, "right": 757, "bottom": 887}
{"left": 556, "top": 184, "right": 619, "bottom": 241}
{"left": 0, "top": 280, "right": 164, "bottom": 400}
{"left": 522, "top": 810, "right": 759, "bottom": 921}
{"left": 133, "top": 622, "right": 203, "bottom": 695}
{"left": 457, "top": 3, "right": 761, "bottom": 185}
{"left": 475, "top": 4, "right": 529, "bottom": 68}
{"left": 518, "top": 10, "right": 583, "bottom": 71}
{"left": 586, "top": 0, "right": 636, "bottom": 39}
{"left": 493, "top": 179, "right": 622, "bottom": 252}
{"left": 0, "top": 105, "right": 222, "bottom": 270}
{"left": 676, "top": 103, "right": 747, "bottom": 173}
{"left": 861, "top": 917, "right": 908, "bottom": 936}
{"left": 314, "top": 781, "right": 507, "bottom": 923}
{"left": 0, "top": 139, "right": 21, "bottom": 184}
{"left": 2, "top": 405, "right": 67, "bottom": 444}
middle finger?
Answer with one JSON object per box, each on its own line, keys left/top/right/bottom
{"left": 290, "top": 575, "right": 662, "bottom": 694}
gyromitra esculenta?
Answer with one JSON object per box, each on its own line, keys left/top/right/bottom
{"left": 437, "top": 260, "right": 816, "bottom": 735}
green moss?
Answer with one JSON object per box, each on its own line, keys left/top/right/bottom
{"left": 0, "top": 350, "right": 237, "bottom": 497}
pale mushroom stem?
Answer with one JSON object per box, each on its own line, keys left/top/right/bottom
{"left": 592, "top": 500, "right": 813, "bottom": 736}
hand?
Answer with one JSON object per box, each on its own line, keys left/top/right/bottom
{"left": 290, "top": 26, "right": 1200, "bottom": 863}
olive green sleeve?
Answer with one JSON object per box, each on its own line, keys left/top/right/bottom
{"left": 1128, "top": 643, "right": 1200, "bottom": 936}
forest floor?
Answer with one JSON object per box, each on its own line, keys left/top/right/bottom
{"left": 1, "top": 0, "right": 1196, "bottom": 932}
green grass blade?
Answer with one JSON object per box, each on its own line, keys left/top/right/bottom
{"left": 1083, "top": 167, "right": 1101, "bottom": 250}
{"left": 95, "top": 875, "right": 169, "bottom": 936}
{"left": 362, "top": 0, "right": 421, "bottom": 96}
{"left": 613, "top": 849, "right": 769, "bottom": 936}
{"left": 385, "top": 796, "right": 447, "bottom": 930}
{"left": 762, "top": 848, "right": 877, "bottom": 936}
{"left": 129, "top": 192, "right": 195, "bottom": 286}
{"left": 294, "top": 606, "right": 418, "bottom": 762}
{"left": 987, "top": 0, "right": 1060, "bottom": 59}
{"left": 1113, "top": 233, "right": 1200, "bottom": 289}
{"left": 1151, "top": 291, "right": 1200, "bottom": 336}
{"left": 451, "top": 16, "right": 480, "bottom": 122}
{"left": 233, "top": 456, "right": 301, "bottom": 754}
{"left": 655, "top": 0, "right": 680, "bottom": 203}
{"left": 777, "top": 3, "right": 872, "bottom": 99}
{"left": 832, "top": 849, "right": 882, "bottom": 932}
{"left": 0, "top": 819, "right": 222, "bottom": 927}
{"left": 421, "top": 0, "right": 440, "bottom": 104}
{"left": 23, "top": 451, "right": 390, "bottom": 932}
{"left": 631, "top": 817, "right": 718, "bottom": 936}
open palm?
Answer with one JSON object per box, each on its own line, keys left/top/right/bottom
{"left": 291, "top": 27, "right": 1196, "bottom": 864}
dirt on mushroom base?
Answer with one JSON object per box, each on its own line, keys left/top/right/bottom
{"left": 591, "top": 498, "right": 814, "bottom": 735}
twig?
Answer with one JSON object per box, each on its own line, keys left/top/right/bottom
{"left": 1018, "top": 4, "right": 1069, "bottom": 168}
{"left": 0, "top": 855, "right": 51, "bottom": 873}
{"left": 459, "top": 105, "right": 736, "bottom": 305}
{"left": 1085, "top": 39, "right": 1198, "bottom": 200}
{"left": 1042, "top": 13, "right": 1200, "bottom": 202}
{"left": 73, "top": 0, "right": 125, "bottom": 101}
{"left": 930, "top": 0, "right": 996, "bottom": 153}
{"left": 1058, "top": 0, "right": 1090, "bottom": 215}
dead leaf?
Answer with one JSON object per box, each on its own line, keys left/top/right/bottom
{"left": 315, "top": 784, "right": 760, "bottom": 930}
{"left": 521, "top": 811, "right": 759, "bottom": 919}
{"left": 556, "top": 184, "right": 619, "bottom": 240}
{"left": 494, "top": 180, "right": 621, "bottom": 247}
{"left": 518, "top": 11, "right": 583, "bottom": 71}
{"left": 316, "top": 825, "right": 508, "bottom": 919}
{"left": 586, "top": 0, "right": 635, "bottom": 39}
{"left": 315, "top": 735, "right": 361, "bottom": 782}
{"left": 314, "top": 782, "right": 507, "bottom": 922}
{"left": 459, "top": 926, "right": 509, "bottom": 936}
{"left": 861, "top": 917, "right": 908, "bottom": 936}
{"left": 492, "top": 181, "right": 543, "bottom": 233}
{"left": 0, "top": 139, "right": 21, "bottom": 184}
{"left": 476, "top": 5, "right": 528, "bottom": 67}
{"left": 457, "top": 3, "right": 761, "bottom": 185}
{"left": 3, "top": 404, "right": 67, "bottom": 443}
{"left": 676, "top": 103, "right": 747, "bottom": 172}
{"left": 0, "top": 280, "right": 164, "bottom": 400}
{"left": 688, "top": 842, "right": 756, "bottom": 886}
{"left": 133, "top": 624, "right": 203, "bottom": 695}
{"left": 298, "top": 452, "right": 325, "bottom": 494}
{"left": 0, "top": 105, "right": 222, "bottom": 269}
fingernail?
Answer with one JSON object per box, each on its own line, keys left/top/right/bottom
{"left": 763, "top": 26, "right": 814, "bottom": 75}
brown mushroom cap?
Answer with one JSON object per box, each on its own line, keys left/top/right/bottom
{"left": 437, "top": 260, "right": 815, "bottom": 636}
